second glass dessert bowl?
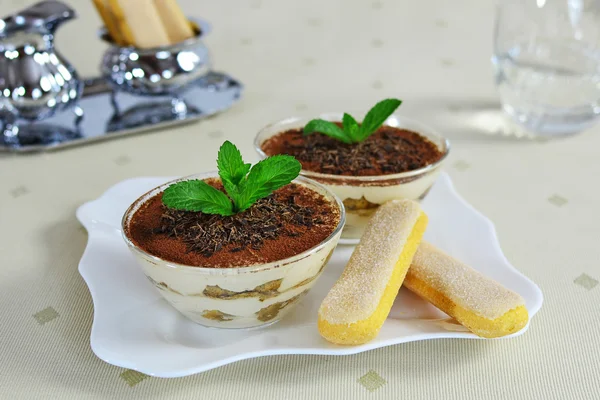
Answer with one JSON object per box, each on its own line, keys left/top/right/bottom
{"left": 255, "top": 113, "right": 450, "bottom": 241}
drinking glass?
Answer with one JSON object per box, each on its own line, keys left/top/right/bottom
{"left": 493, "top": 0, "right": 600, "bottom": 136}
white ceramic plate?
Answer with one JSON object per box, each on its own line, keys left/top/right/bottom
{"left": 76, "top": 173, "right": 543, "bottom": 378}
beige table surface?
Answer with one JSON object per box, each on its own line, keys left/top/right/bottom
{"left": 1, "top": 0, "right": 599, "bottom": 399}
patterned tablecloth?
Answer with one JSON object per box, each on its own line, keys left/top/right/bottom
{"left": 1, "top": 0, "right": 599, "bottom": 398}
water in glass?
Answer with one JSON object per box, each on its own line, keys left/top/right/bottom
{"left": 493, "top": 0, "right": 600, "bottom": 136}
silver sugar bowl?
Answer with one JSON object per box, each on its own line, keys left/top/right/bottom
{"left": 0, "top": 1, "right": 82, "bottom": 126}
{"left": 100, "top": 20, "right": 211, "bottom": 97}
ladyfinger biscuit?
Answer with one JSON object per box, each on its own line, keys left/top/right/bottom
{"left": 92, "top": 0, "right": 125, "bottom": 45}
{"left": 318, "top": 200, "right": 428, "bottom": 345}
{"left": 405, "top": 242, "right": 529, "bottom": 338}
{"left": 108, "top": 0, "right": 171, "bottom": 48}
{"left": 154, "top": 0, "right": 195, "bottom": 43}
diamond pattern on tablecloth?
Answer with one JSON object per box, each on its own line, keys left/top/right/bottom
{"left": 306, "top": 17, "right": 322, "bottom": 27}
{"left": 11, "top": 186, "right": 29, "bottom": 198}
{"left": 453, "top": 160, "right": 470, "bottom": 171}
{"left": 371, "top": 39, "right": 383, "bottom": 48}
{"left": 574, "top": 274, "right": 598, "bottom": 291}
{"left": 114, "top": 155, "right": 131, "bottom": 166}
{"left": 33, "top": 307, "right": 59, "bottom": 325}
{"left": 548, "top": 195, "right": 568, "bottom": 207}
{"left": 120, "top": 370, "right": 148, "bottom": 387}
{"left": 358, "top": 370, "right": 386, "bottom": 392}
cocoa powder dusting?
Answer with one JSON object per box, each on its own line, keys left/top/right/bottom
{"left": 261, "top": 125, "right": 443, "bottom": 176}
{"left": 127, "top": 181, "right": 340, "bottom": 268}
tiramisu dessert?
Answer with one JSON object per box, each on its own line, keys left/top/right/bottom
{"left": 122, "top": 141, "right": 344, "bottom": 328}
{"left": 256, "top": 99, "right": 449, "bottom": 240}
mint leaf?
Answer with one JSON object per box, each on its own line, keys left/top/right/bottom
{"left": 162, "top": 141, "right": 302, "bottom": 215}
{"left": 236, "top": 155, "right": 301, "bottom": 211}
{"left": 358, "top": 98, "right": 402, "bottom": 140}
{"left": 162, "top": 180, "right": 234, "bottom": 216}
{"left": 217, "top": 140, "right": 251, "bottom": 187}
{"left": 217, "top": 140, "right": 250, "bottom": 207}
{"left": 342, "top": 113, "right": 360, "bottom": 142}
{"left": 304, "top": 119, "right": 352, "bottom": 144}
{"left": 303, "top": 99, "right": 403, "bottom": 144}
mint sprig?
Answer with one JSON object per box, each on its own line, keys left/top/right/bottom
{"left": 303, "top": 98, "right": 402, "bottom": 144}
{"left": 162, "top": 180, "right": 234, "bottom": 215}
{"left": 162, "top": 141, "right": 301, "bottom": 216}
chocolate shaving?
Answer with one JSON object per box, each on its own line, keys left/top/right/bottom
{"left": 156, "top": 188, "right": 325, "bottom": 258}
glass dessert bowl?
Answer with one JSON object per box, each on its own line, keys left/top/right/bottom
{"left": 122, "top": 172, "right": 345, "bottom": 329}
{"left": 255, "top": 113, "right": 450, "bottom": 241}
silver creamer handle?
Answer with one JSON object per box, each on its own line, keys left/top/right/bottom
{"left": 0, "top": 1, "right": 76, "bottom": 37}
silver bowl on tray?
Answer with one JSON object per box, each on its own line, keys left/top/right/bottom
{"left": 99, "top": 19, "right": 211, "bottom": 97}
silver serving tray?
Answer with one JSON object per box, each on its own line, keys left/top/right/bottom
{"left": 0, "top": 71, "right": 242, "bottom": 153}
